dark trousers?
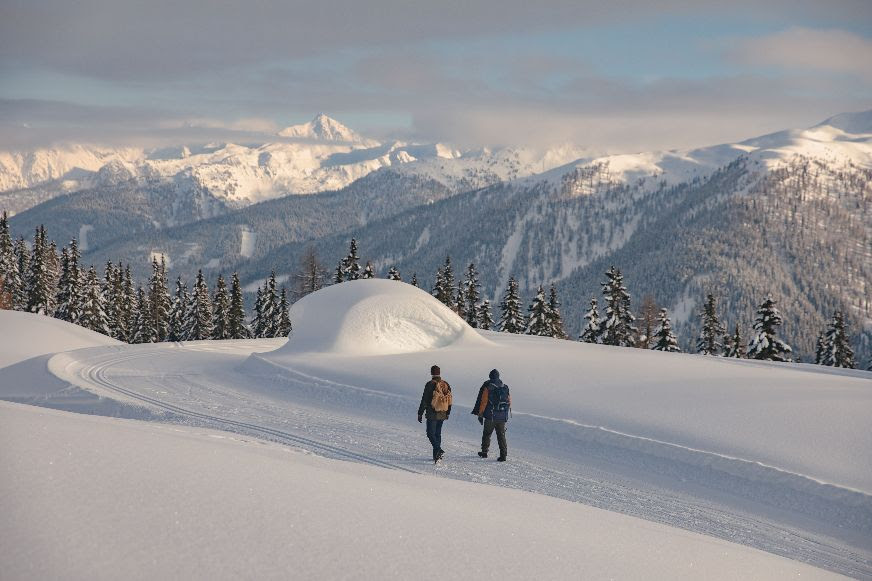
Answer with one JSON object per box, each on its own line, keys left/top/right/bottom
{"left": 426, "top": 419, "right": 444, "bottom": 460}
{"left": 481, "top": 419, "right": 507, "bottom": 458}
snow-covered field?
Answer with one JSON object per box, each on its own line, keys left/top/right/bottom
{"left": 2, "top": 280, "right": 871, "bottom": 579}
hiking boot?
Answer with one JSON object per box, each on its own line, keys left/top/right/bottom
{"left": 497, "top": 456, "right": 507, "bottom": 462}
{"left": 437, "top": 449, "right": 445, "bottom": 460}
{"left": 478, "top": 452, "right": 488, "bottom": 458}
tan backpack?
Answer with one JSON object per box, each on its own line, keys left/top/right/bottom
{"left": 431, "top": 380, "right": 452, "bottom": 412}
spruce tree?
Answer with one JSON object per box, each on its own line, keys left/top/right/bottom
{"left": 725, "top": 323, "right": 746, "bottom": 358}
{"left": 747, "top": 295, "right": 793, "bottom": 362}
{"left": 79, "top": 266, "right": 111, "bottom": 336}
{"left": 102, "top": 261, "right": 119, "bottom": 336}
{"left": 168, "top": 276, "right": 190, "bottom": 341}
{"left": 212, "top": 274, "right": 230, "bottom": 340}
{"left": 651, "top": 308, "right": 681, "bottom": 352}
{"left": 409, "top": 273, "right": 418, "bottom": 287}
{"left": 46, "top": 241, "right": 60, "bottom": 305}
{"left": 498, "top": 277, "right": 524, "bottom": 334}
{"left": 130, "top": 288, "right": 152, "bottom": 344}
{"left": 463, "top": 263, "right": 481, "bottom": 327}
{"left": 526, "top": 285, "right": 551, "bottom": 336}
{"left": 27, "top": 225, "right": 55, "bottom": 315}
{"left": 599, "top": 267, "right": 637, "bottom": 347}
{"left": 189, "top": 270, "right": 213, "bottom": 341}
{"left": 228, "top": 273, "right": 249, "bottom": 339}
{"left": 13, "top": 237, "right": 30, "bottom": 310}
{"left": 116, "top": 265, "right": 134, "bottom": 343}
{"left": 263, "top": 271, "right": 279, "bottom": 337}
{"left": 814, "top": 332, "right": 826, "bottom": 365}
{"left": 148, "top": 256, "right": 170, "bottom": 342}
{"left": 333, "top": 260, "right": 345, "bottom": 284}
{"left": 277, "top": 288, "right": 292, "bottom": 337}
{"left": 579, "top": 297, "right": 600, "bottom": 343}
{"left": 342, "top": 238, "right": 361, "bottom": 281}
{"left": 547, "top": 286, "right": 567, "bottom": 339}
{"left": 388, "top": 267, "right": 401, "bottom": 281}
{"left": 361, "top": 261, "right": 375, "bottom": 279}
{"left": 477, "top": 299, "right": 493, "bottom": 331}
{"left": 454, "top": 280, "right": 466, "bottom": 318}
{"left": 821, "top": 311, "right": 855, "bottom": 368}
{"left": 697, "top": 293, "right": 725, "bottom": 355}
{"left": 54, "top": 244, "right": 82, "bottom": 324}
{"left": 252, "top": 286, "right": 266, "bottom": 338}
{"left": 0, "top": 211, "right": 21, "bottom": 307}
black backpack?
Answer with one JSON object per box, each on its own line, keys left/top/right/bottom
{"left": 488, "top": 382, "right": 510, "bottom": 421}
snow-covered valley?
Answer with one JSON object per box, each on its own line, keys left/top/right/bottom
{"left": 2, "top": 281, "right": 870, "bottom": 579}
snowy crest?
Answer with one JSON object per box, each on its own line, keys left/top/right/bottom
{"left": 275, "top": 279, "right": 491, "bottom": 356}
{"left": 277, "top": 113, "right": 373, "bottom": 144}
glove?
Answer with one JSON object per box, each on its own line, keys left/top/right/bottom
{"left": 417, "top": 414, "right": 423, "bottom": 423}
{"left": 478, "top": 416, "right": 484, "bottom": 425}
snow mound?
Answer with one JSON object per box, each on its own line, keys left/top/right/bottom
{"left": 0, "top": 310, "right": 120, "bottom": 368}
{"left": 276, "top": 279, "right": 491, "bottom": 356}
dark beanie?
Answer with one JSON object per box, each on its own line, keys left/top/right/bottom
{"left": 431, "top": 365, "right": 441, "bottom": 376}
{"left": 489, "top": 369, "right": 500, "bottom": 381}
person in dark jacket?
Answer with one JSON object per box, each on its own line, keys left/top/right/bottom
{"left": 418, "top": 364, "right": 451, "bottom": 462}
{"left": 471, "top": 369, "right": 511, "bottom": 461}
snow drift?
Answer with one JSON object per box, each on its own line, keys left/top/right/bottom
{"left": 277, "top": 279, "right": 491, "bottom": 356}
{"left": 0, "top": 310, "right": 119, "bottom": 368}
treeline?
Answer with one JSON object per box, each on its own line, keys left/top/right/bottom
{"left": 0, "top": 215, "right": 861, "bottom": 369}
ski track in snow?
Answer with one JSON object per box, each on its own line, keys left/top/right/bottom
{"left": 36, "top": 341, "right": 872, "bottom": 579}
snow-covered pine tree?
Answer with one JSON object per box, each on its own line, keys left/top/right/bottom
{"left": 579, "top": 296, "right": 600, "bottom": 343}
{"left": 277, "top": 288, "right": 292, "bottom": 337}
{"left": 0, "top": 275, "right": 11, "bottom": 310}
{"left": 598, "top": 266, "right": 637, "bottom": 347}
{"left": 547, "top": 286, "right": 567, "bottom": 339}
{"left": 46, "top": 241, "right": 60, "bottom": 306}
{"left": 342, "top": 238, "right": 361, "bottom": 281}
{"left": 102, "top": 261, "right": 119, "bottom": 336}
{"left": 116, "top": 265, "right": 135, "bottom": 343}
{"left": 432, "top": 256, "right": 455, "bottom": 307}
{"left": 13, "top": 237, "right": 30, "bottom": 310}
{"left": 54, "top": 243, "right": 82, "bottom": 324}
{"left": 148, "top": 256, "right": 170, "bottom": 342}
{"left": 189, "top": 270, "right": 213, "bottom": 341}
{"left": 212, "top": 274, "right": 230, "bottom": 340}
{"left": 387, "top": 267, "right": 401, "bottom": 281}
{"left": 821, "top": 311, "right": 855, "bottom": 368}
{"left": 747, "top": 295, "right": 793, "bottom": 362}
{"left": 409, "top": 273, "right": 418, "bottom": 287}
{"left": 724, "top": 323, "right": 746, "bottom": 358}
{"left": 477, "top": 299, "right": 493, "bottom": 331}
{"left": 263, "top": 271, "right": 279, "bottom": 338}
{"left": 251, "top": 286, "right": 266, "bottom": 338}
{"left": 228, "top": 273, "right": 249, "bottom": 339}
{"left": 79, "top": 266, "right": 111, "bottom": 336}
{"left": 526, "top": 285, "right": 551, "bottom": 336}
{"left": 130, "top": 287, "right": 152, "bottom": 344}
{"left": 454, "top": 280, "right": 466, "bottom": 319}
{"left": 498, "top": 277, "right": 524, "bottom": 334}
{"left": 333, "top": 260, "right": 345, "bottom": 284}
{"left": 361, "top": 261, "right": 375, "bottom": 279}
{"left": 168, "top": 276, "right": 189, "bottom": 341}
{"left": 651, "top": 308, "right": 681, "bottom": 352}
{"left": 27, "top": 225, "right": 55, "bottom": 315}
{"left": 463, "top": 263, "right": 481, "bottom": 328}
{"left": 814, "top": 332, "right": 826, "bottom": 365}
{"left": 696, "top": 293, "right": 725, "bottom": 355}
{"left": 0, "top": 212, "right": 21, "bottom": 308}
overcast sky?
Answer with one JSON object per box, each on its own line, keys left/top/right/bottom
{"left": 1, "top": 0, "right": 871, "bottom": 151}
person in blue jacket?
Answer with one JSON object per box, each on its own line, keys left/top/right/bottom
{"left": 471, "top": 369, "right": 511, "bottom": 461}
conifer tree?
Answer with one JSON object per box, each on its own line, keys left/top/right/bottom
{"left": 342, "top": 238, "right": 361, "bottom": 281}
{"left": 409, "top": 273, "right": 418, "bottom": 287}
{"left": 454, "top": 280, "right": 466, "bottom": 318}
{"left": 277, "top": 288, "right": 292, "bottom": 337}
{"left": 79, "top": 266, "right": 111, "bottom": 336}
{"left": 263, "top": 271, "right": 279, "bottom": 337}
{"left": 579, "top": 297, "right": 600, "bottom": 343}
{"left": 477, "top": 299, "right": 494, "bottom": 331}
{"left": 388, "top": 267, "right": 401, "bottom": 281}
{"left": 821, "top": 311, "right": 855, "bottom": 368}
{"left": 54, "top": 243, "right": 82, "bottom": 324}
{"left": 0, "top": 212, "right": 21, "bottom": 308}
{"left": 102, "top": 261, "right": 120, "bottom": 336}
{"left": 46, "top": 241, "right": 60, "bottom": 303}
{"left": 651, "top": 308, "right": 681, "bottom": 352}
{"left": 814, "top": 332, "right": 826, "bottom": 365}
{"left": 361, "top": 261, "right": 375, "bottom": 279}
{"left": 526, "top": 285, "right": 551, "bottom": 336}
{"left": 188, "top": 270, "right": 213, "bottom": 341}
{"left": 724, "top": 323, "right": 746, "bottom": 358}
{"left": 697, "top": 293, "right": 725, "bottom": 355}
{"left": 0, "top": 275, "right": 11, "bottom": 310}
{"left": 228, "top": 273, "right": 249, "bottom": 339}
{"left": 148, "top": 256, "right": 170, "bottom": 342}
{"left": 130, "top": 288, "right": 152, "bottom": 344}
{"left": 432, "top": 256, "right": 455, "bottom": 307}
{"left": 168, "top": 276, "right": 190, "bottom": 341}
{"left": 498, "top": 277, "right": 524, "bottom": 334}
{"left": 27, "top": 225, "right": 55, "bottom": 315}
{"left": 463, "top": 263, "right": 481, "bottom": 328}
{"left": 13, "top": 237, "right": 30, "bottom": 309}
{"left": 747, "top": 295, "right": 792, "bottom": 362}
{"left": 599, "top": 266, "right": 637, "bottom": 347}
{"left": 333, "top": 260, "right": 345, "bottom": 284}
{"left": 252, "top": 286, "right": 266, "bottom": 338}
{"left": 547, "top": 286, "right": 567, "bottom": 339}
{"left": 212, "top": 274, "right": 230, "bottom": 340}
{"left": 116, "top": 265, "right": 134, "bottom": 343}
